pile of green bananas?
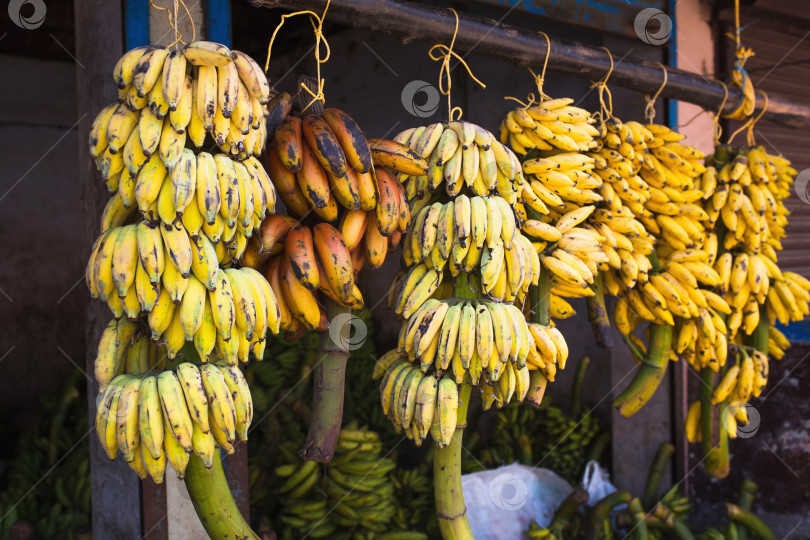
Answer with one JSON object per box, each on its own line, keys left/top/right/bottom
{"left": 0, "top": 371, "right": 91, "bottom": 540}
{"left": 525, "top": 446, "right": 774, "bottom": 540}
{"left": 270, "top": 423, "right": 427, "bottom": 540}
{"left": 388, "top": 465, "right": 437, "bottom": 537}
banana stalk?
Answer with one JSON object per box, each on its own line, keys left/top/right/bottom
{"left": 626, "top": 498, "right": 649, "bottom": 540}
{"left": 613, "top": 324, "right": 672, "bottom": 417}
{"left": 184, "top": 452, "right": 260, "bottom": 540}
{"left": 727, "top": 503, "right": 775, "bottom": 540}
{"left": 434, "top": 382, "right": 473, "bottom": 540}
{"left": 750, "top": 307, "right": 769, "bottom": 355}
{"left": 641, "top": 443, "right": 674, "bottom": 510}
{"left": 700, "top": 365, "right": 730, "bottom": 478}
{"left": 570, "top": 355, "right": 591, "bottom": 420}
{"left": 300, "top": 297, "right": 350, "bottom": 462}
{"left": 586, "top": 274, "right": 614, "bottom": 349}
{"left": 585, "top": 490, "right": 631, "bottom": 540}
{"left": 434, "top": 274, "right": 478, "bottom": 540}
{"left": 527, "top": 207, "right": 550, "bottom": 327}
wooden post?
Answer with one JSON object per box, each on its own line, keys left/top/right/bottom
{"left": 74, "top": 0, "right": 143, "bottom": 538}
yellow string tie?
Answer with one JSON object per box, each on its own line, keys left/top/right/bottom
{"left": 265, "top": 0, "right": 332, "bottom": 111}
{"left": 745, "top": 90, "right": 768, "bottom": 146}
{"left": 428, "top": 8, "right": 486, "bottom": 122}
{"left": 644, "top": 62, "right": 668, "bottom": 124}
{"left": 590, "top": 47, "right": 615, "bottom": 122}
{"left": 713, "top": 81, "right": 729, "bottom": 145}
{"left": 504, "top": 33, "right": 552, "bottom": 110}
{"left": 149, "top": 0, "right": 195, "bottom": 48}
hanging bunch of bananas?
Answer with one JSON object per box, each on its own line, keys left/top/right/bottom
{"left": 91, "top": 42, "right": 284, "bottom": 259}
{"left": 391, "top": 298, "right": 532, "bottom": 387}
{"left": 378, "top": 117, "right": 565, "bottom": 451}
{"left": 524, "top": 323, "right": 569, "bottom": 383}
{"left": 392, "top": 195, "right": 539, "bottom": 307}
{"left": 265, "top": 105, "right": 425, "bottom": 226}
{"left": 95, "top": 358, "right": 252, "bottom": 482}
{"left": 499, "top": 100, "right": 607, "bottom": 223}
{"left": 93, "top": 40, "right": 274, "bottom": 178}
{"left": 393, "top": 121, "right": 525, "bottom": 212}
{"left": 90, "top": 253, "right": 281, "bottom": 370}
{"left": 700, "top": 147, "right": 810, "bottom": 338}
{"left": 245, "top": 218, "right": 366, "bottom": 336}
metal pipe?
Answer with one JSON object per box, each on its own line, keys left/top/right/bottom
{"left": 249, "top": 0, "right": 810, "bottom": 128}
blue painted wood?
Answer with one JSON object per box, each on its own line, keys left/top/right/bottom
{"left": 666, "top": 0, "right": 678, "bottom": 127}
{"left": 777, "top": 321, "right": 810, "bottom": 344}
{"left": 476, "top": 0, "right": 667, "bottom": 38}
{"left": 125, "top": 0, "right": 150, "bottom": 50}
{"left": 206, "top": 0, "right": 232, "bottom": 47}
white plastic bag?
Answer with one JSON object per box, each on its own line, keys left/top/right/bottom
{"left": 461, "top": 461, "right": 618, "bottom": 539}
{"left": 462, "top": 463, "right": 572, "bottom": 539}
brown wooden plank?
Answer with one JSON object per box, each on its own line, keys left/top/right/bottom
{"left": 74, "top": 0, "right": 144, "bottom": 537}
{"left": 223, "top": 442, "right": 251, "bottom": 522}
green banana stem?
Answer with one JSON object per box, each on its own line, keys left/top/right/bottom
{"left": 700, "top": 366, "right": 730, "bottom": 479}
{"left": 571, "top": 355, "right": 591, "bottom": 419}
{"left": 627, "top": 498, "right": 649, "bottom": 540}
{"left": 613, "top": 324, "right": 672, "bottom": 417}
{"left": 642, "top": 443, "right": 674, "bottom": 510}
{"left": 750, "top": 309, "right": 769, "bottom": 355}
{"left": 531, "top": 265, "right": 551, "bottom": 326}
{"left": 733, "top": 479, "right": 759, "bottom": 540}
{"left": 585, "top": 490, "right": 631, "bottom": 540}
{"left": 434, "top": 383, "right": 474, "bottom": 540}
{"left": 586, "top": 274, "right": 614, "bottom": 349}
{"left": 585, "top": 430, "right": 611, "bottom": 465}
{"left": 726, "top": 503, "right": 776, "bottom": 540}
{"left": 550, "top": 488, "right": 590, "bottom": 532}
{"left": 300, "top": 298, "right": 350, "bottom": 462}
{"left": 185, "top": 452, "right": 260, "bottom": 540}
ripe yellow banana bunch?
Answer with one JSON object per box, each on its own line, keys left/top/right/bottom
{"left": 499, "top": 98, "right": 599, "bottom": 155}
{"left": 374, "top": 351, "right": 529, "bottom": 446}
{"left": 685, "top": 346, "right": 767, "bottom": 443}
{"left": 398, "top": 195, "right": 539, "bottom": 304}
{"left": 92, "top": 260, "right": 280, "bottom": 372}
{"left": 91, "top": 41, "right": 276, "bottom": 188}
{"left": 90, "top": 41, "right": 274, "bottom": 171}
{"left": 524, "top": 322, "right": 569, "bottom": 384}
{"left": 764, "top": 272, "right": 810, "bottom": 330}
{"left": 767, "top": 325, "right": 791, "bottom": 360}
{"left": 95, "top": 361, "right": 252, "bottom": 482}
{"left": 392, "top": 298, "right": 532, "bottom": 386}
{"left": 394, "top": 121, "right": 525, "bottom": 211}
{"left": 518, "top": 152, "right": 604, "bottom": 219}
{"left": 266, "top": 105, "right": 425, "bottom": 224}
{"left": 702, "top": 146, "right": 790, "bottom": 255}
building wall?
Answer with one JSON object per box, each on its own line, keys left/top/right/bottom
{"left": 0, "top": 54, "right": 84, "bottom": 435}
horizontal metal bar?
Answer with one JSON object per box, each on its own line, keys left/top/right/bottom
{"left": 249, "top": 0, "right": 810, "bottom": 129}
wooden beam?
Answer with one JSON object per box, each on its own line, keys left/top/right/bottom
{"left": 73, "top": 0, "right": 143, "bottom": 537}
{"left": 249, "top": 0, "right": 810, "bottom": 128}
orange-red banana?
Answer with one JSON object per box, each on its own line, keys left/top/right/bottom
{"left": 374, "top": 168, "right": 401, "bottom": 237}
{"left": 302, "top": 114, "right": 348, "bottom": 178}
{"left": 313, "top": 223, "right": 354, "bottom": 303}
{"left": 284, "top": 226, "right": 319, "bottom": 290}
{"left": 321, "top": 108, "right": 372, "bottom": 173}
